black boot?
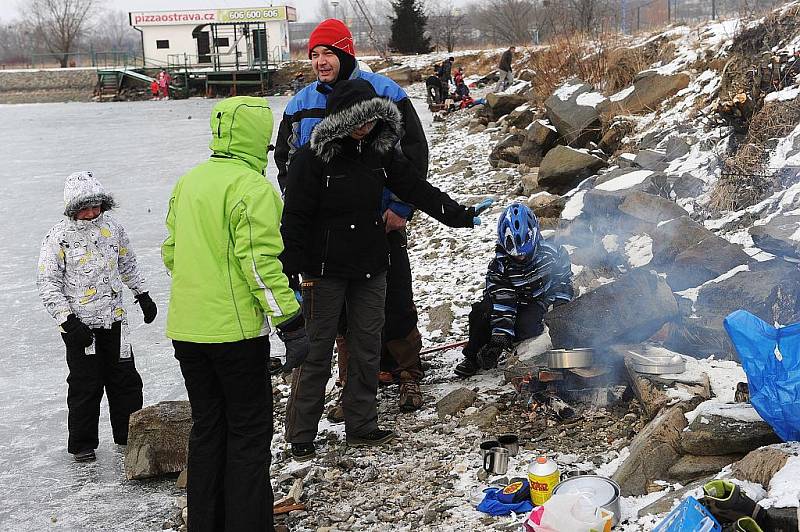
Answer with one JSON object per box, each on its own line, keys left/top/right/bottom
{"left": 454, "top": 355, "right": 479, "bottom": 377}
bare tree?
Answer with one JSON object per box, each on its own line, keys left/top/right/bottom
{"left": 0, "top": 21, "right": 42, "bottom": 66}
{"left": 471, "top": 0, "right": 537, "bottom": 45}
{"left": 88, "top": 10, "right": 139, "bottom": 52}
{"left": 28, "top": 0, "right": 96, "bottom": 67}
{"left": 428, "top": 0, "right": 466, "bottom": 52}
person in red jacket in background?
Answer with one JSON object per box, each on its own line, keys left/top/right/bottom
{"left": 150, "top": 80, "right": 159, "bottom": 100}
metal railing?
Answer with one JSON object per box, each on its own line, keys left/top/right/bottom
{"left": 30, "top": 51, "right": 142, "bottom": 69}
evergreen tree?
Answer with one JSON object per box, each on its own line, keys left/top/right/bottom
{"left": 389, "top": 0, "right": 432, "bottom": 54}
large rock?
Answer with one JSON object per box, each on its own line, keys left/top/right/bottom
{"left": 436, "top": 387, "right": 477, "bottom": 419}
{"left": 612, "top": 405, "right": 687, "bottom": 496}
{"left": 125, "top": 401, "right": 192, "bottom": 480}
{"left": 618, "top": 191, "right": 688, "bottom": 224}
{"left": 602, "top": 71, "right": 691, "bottom": 115}
{"left": 486, "top": 92, "right": 527, "bottom": 120}
{"left": 651, "top": 216, "right": 751, "bottom": 291}
{"left": 749, "top": 214, "right": 800, "bottom": 259}
{"left": 638, "top": 476, "right": 712, "bottom": 517}
{"left": 538, "top": 146, "right": 606, "bottom": 195}
{"left": 504, "top": 105, "right": 536, "bottom": 129}
{"left": 667, "top": 454, "right": 743, "bottom": 482}
{"left": 489, "top": 133, "right": 525, "bottom": 167}
{"left": 681, "top": 402, "right": 781, "bottom": 456}
{"left": 527, "top": 193, "right": 566, "bottom": 219}
{"left": 730, "top": 446, "right": 791, "bottom": 487}
{"left": 519, "top": 120, "right": 558, "bottom": 166}
{"left": 544, "top": 78, "right": 603, "bottom": 147}
{"left": 546, "top": 268, "right": 679, "bottom": 349}
{"left": 633, "top": 149, "right": 669, "bottom": 171}
{"left": 380, "top": 65, "right": 413, "bottom": 85}
{"left": 694, "top": 258, "right": 800, "bottom": 331}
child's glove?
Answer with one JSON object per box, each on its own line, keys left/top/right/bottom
{"left": 276, "top": 312, "right": 309, "bottom": 371}
{"left": 477, "top": 334, "right": 512, "bottom": 369}
{"left": 60, "top": 314, "right": 93, "bottom": 348}
{"left": 135, "top": 292, "right": 158, "bottom": 324}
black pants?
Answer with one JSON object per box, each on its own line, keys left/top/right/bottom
{"left": 463, "top": 297, "right": 546, "bottom": 359}
{"left": 64, "top": 320, "right": 143, "bottom": 454}
{"left": 287, "top": 273, "right": 387, "bottom": 443}
{"left": 382, "top": 229, "right": 424, "bottom": 379}
{"left": 174, "top": 336, "right": 273, "bottom": 532}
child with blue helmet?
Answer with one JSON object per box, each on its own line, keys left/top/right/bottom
{"left": 454, "top": 203, "right": 574, "bottom": 377}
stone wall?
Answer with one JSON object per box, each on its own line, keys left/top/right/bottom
{"left": 0, "top": 68, "right": 97, "bottom": 103}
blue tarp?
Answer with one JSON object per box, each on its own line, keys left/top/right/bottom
{"left": 724, "top": 309, "right": 800, "bottom": 442}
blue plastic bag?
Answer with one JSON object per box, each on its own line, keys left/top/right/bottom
{"left": 724, "top": 309, "right": 800, "bottom": 442}
{"left": 653, "top": 496, "right": 721, "bottom": 532}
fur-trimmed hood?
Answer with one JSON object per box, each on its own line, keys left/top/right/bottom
{"left": 63, "top": 171, "right": 115, "bottom": 218}
{"left": 310, "top": 79, "right": 402, "bottom": 164}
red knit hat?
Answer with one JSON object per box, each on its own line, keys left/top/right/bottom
{"left": 308, "top": 19, "right": 355, "bottom": 58}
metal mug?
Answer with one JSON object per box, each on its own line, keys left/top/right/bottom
{"left": 480, "top": 439, "right": 501, "bottom": 458}
{"left": 498, "top": 433, "right": 519, "bottom": 457}
{"left": 483, "top": 447, "right": 510, "bottom": 475}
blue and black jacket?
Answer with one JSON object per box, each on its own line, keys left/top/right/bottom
{"left": 486, "top": 241, "right": 573, "bottom": 339}
{"left": 274, "top": 64, "right": 429, "bottom": 219}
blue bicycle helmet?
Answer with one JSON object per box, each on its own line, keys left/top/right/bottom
{"left": 497, "top": 203, "right": 540, "bottom": 260}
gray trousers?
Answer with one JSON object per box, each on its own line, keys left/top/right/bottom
{"left": 285, "top": 272, "right": 387, "bottom": 443}
{"left": 495, "top": 70, "right": 514, "bottom": 92}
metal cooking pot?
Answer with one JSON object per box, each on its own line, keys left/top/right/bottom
{"left": 627, "top": 350, "right": 686, "bottom": 375}
{"left": 547, "top": 348, "right": 594, "bottom": 369}
{"left": 552, "top": 475, "right": 621, "bottom": 525}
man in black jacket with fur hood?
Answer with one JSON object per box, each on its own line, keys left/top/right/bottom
{"left": 280, "top": 79, "right": 491, "bottom": 460}
{"left": 274, "top": 19, "right": 437, "bottom": 413}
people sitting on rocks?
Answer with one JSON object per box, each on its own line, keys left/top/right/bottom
{"left": 455, "top": 203, "right": 573, "bottom": 378}
{"left": 279, "top": 78, "right": 493, "bottom": 461}
{"left": 37, "top": 171, "right": 157, "bottom": 463}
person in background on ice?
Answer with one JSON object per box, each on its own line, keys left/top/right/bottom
{"left": 274, "top": 18, "right": 434, "bottom": 414}
{"left": 37, "top": 171, "right": 157, "bottom": 463}
{"left": 162, "top": 96, "right": 306, "bottom": 531}
{"left": 454, "top": 203, "right": 573, "bottom": 378}
{"left": 438, "top": 56, "right": 454, "bottom": 98}
{"left": 157, "top": 69, "right": 171, "bottom": 100}
{"left": 150, "top": 79, "right": 159, "bottom": 100}
{"left": 280, "top": 78, "right": 493, "bottom": 461}
{"left": 495, "top": 46, "right": 516, "bottom": 93}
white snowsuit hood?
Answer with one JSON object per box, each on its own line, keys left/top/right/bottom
{"left": 38, "top": 173, "right": 145, "bottom": 328}
{"left": 63, "top": 171, "right": 116, "bottom": 219}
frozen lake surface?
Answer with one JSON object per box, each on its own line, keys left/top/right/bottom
{"left": 0, "top": 94, "right": 431, "bottom": 530}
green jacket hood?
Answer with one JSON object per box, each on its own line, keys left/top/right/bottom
{"left": 209, "top": 96, "right": 273, "bottom": 173}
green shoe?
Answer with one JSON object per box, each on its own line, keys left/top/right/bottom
{"left": 702, "top": 480, "right": 763, "bottom": 525}
{"left": 734, "top": 517, "right": 763, "bottom": 532}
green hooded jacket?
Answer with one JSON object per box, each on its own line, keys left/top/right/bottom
{"left": 162, "top": 96, "right": 299, "bottom": 342}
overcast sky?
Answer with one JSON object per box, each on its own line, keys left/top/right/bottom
{"left": 0, "top": 1, "right": 474, "bottom": 23}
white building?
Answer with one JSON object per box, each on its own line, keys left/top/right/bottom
{"left": 129, "top": 6, "right": 297, "bottom": 70}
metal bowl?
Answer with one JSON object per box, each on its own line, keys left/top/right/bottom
{"left": 547, "top": 348, "right": 594, "bottom": 369}
{"left": 552, "top": 475, "right": 621, "bottom": 525}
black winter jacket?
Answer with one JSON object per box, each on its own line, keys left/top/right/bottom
{"left": 498, "top": 49, "right": 513, "bottom": 72}
{"left": 280, "top": 80, "right": 475, "bottom": 280}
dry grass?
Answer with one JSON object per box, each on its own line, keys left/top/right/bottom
{"left": 522, "top": 32, "right": 674, "bottom": 104}
{"left": 709, "top": 98, "right": 800, "bottom": 212}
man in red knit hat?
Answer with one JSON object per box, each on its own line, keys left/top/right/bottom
{"left": 275, "top": 19, "right": 431, "bottom": 438}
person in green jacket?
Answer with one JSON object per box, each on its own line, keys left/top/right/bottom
{"left": 162, "top": 96, "right": 307, "bottom": 532}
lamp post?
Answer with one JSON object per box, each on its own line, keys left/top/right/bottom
{"left": 331, "top": 0, "right": 340, "bottom": 20}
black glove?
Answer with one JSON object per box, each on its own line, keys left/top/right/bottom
{"left": 60, "top": 314, "right": 93, "bottom": 348}
{"left": 135, "top": 292, "right": 157, "bottom": 324}
{"left": 477, "top": 334, "right": 513, "bottom": 370}
{"left": 276, "top": 312, "right": 309, "bottom": 371}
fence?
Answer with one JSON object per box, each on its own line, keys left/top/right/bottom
{"left": 29, "top": 51, "right": 142, "bottom": 69}
{"left": 626, "top": 0, "right": 788, "bottom": 32}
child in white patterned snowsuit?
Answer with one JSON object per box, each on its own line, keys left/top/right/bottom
{"left": 37, "top": 171, "right": 157, "bottom": 462}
